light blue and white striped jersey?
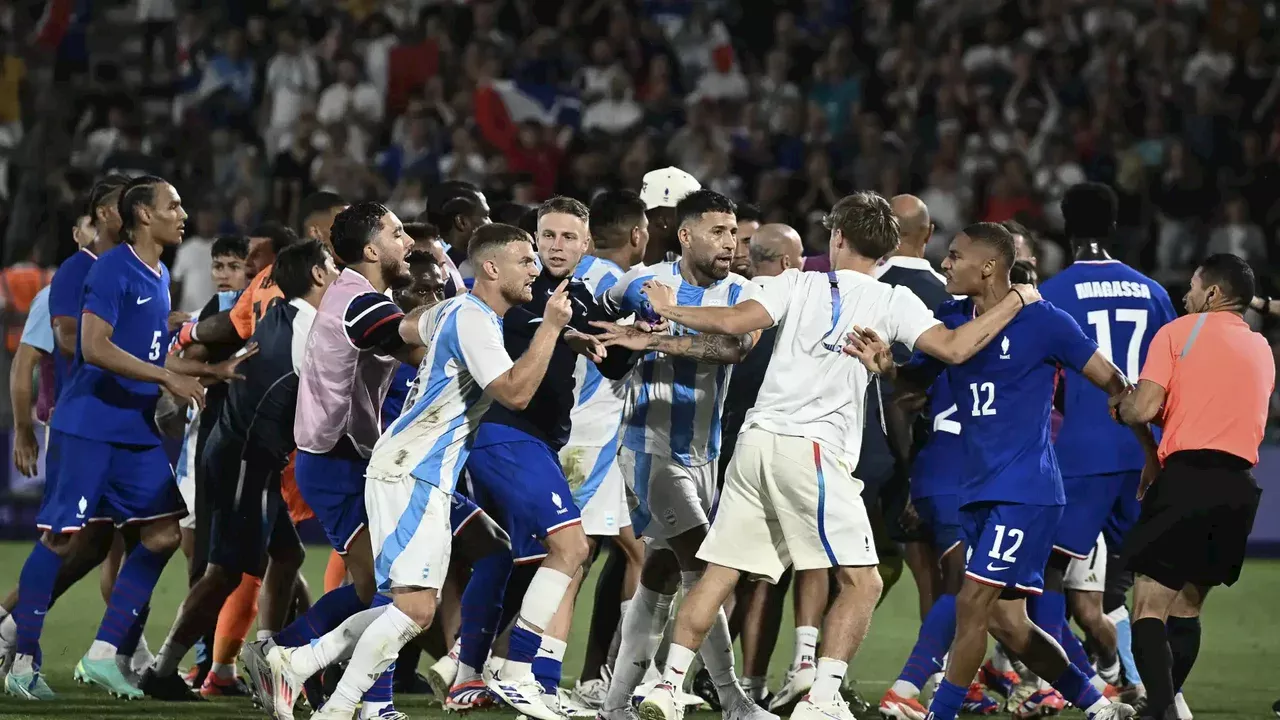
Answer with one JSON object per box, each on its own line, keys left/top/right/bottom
{"left": 567, "top": 255, "right": 630, "bottom": 448}
{"left": 601, "top": 260, "right": 759, "bottom": 467}
{"left": 367, "top": 294, "right": 514, "bottom": 494}
{"left": 175, "top": 290, "right": 241, "bottom": 487}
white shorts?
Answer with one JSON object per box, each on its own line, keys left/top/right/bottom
{"left": 176, "top": 418, "right": 199, "bottom": 530}
{"left": 560, "top": 443, "right": 631, "bottom": 537}
{"left": 617, "top": 447, "right": 716, "bottom": 548}
{"left": 366, "top": 473, "right": 453, "bottom": 594}
{"left": 1064, "top": 533, "right": 1107, "bottom": 593}
{"left": 699, "top": 428, "right": 878, "bottom": 583}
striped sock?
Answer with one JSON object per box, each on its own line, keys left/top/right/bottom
{"left": 95, "top": 544, "right": 169, "bottom": 650}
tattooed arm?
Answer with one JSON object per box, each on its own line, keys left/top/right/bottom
{"left": 591, "top": 322, "right": 759, "bottom": 365}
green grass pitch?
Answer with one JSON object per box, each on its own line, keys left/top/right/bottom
{"left": 0, "top": 542, "right": 1275, "bottom": 719}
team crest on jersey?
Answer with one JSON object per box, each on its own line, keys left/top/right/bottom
{"left": 999, "top": 336, "right": 1011, "bottom": 360}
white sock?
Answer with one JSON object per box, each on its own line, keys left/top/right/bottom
{"left": 1085, "top": 697, "right": 1111, "bottom": 717}
{"left": 679, "top": 571, "right": 745, "bottom": 707}
{"left": 536, "top": 635, "right": 568, "bottom": 667}
{"left": 603, "top": 584, "right": 674, "bottom": 710}
{"left": 890, "top": 679, "right": 920, "bottom": 698}
{"left": 808, "top": 657, "right": 847, "bottom": 703}
{"left": 456, "top": 661, "right": 479, "bottom": 686}
{"left": 483, "top": 654, "right": 505, "bottom": 682}
{"left": 87, "top": 639, "right": 118, "bottom": 661}
{"left": 607, "top": 600, "right": 629, "bottom": 668}
{"left": 211, "top": 661, "right": 236, "bottom": 680}
{"left": 152, "top": 638, "right": 190, "bottom": 676}
{"left": 661, "top": 643, "right": 696, "bottom": 687}
{"left": 362, "top": 699, "right": 393, "bottom": 719}
{"left": 502, "top": 567, "right": 573, "bottom": 680}
{"left": 448, "top": 637, "right": 461, "bottom": 659}
{"left": 12, "top": 653, "right": 35, "bottom": 675}
{"left": 326, "top": 605, "right": 423, "bottom": 715}
{"left": 292, "top": 605, "right": 388, "bottom": 679}
{"left": 793, "top": 625, "right": 819, "bottom": 668}
{"left": 1099, "top": 657, "right": 1121, "bottom": 684}
{"left": 0, "top": 615, "right": 16, "bottom": 644}
{"left": 131, "top": 635, "right": 153, "bottom": 669}
{"left": 256, "top": 630, "right": 274, "bottom": 642}
{"left": 1089, "top": 674, "right": 1107, "bottom": 692}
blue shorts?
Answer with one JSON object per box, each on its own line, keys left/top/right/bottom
{"left": 460, "top": 469, "right": 545, "bottom": 564}
{"left": 962, "top": 502, "right": 1062, "bottom": 596}
{"left": 294, "top": 450, "right": 368, "bottom": 553}
{"left": 449, "top": 492, "right": 484, "bottom": 537}
{"left": 466, "top": 423, "right": 581, "bottom": 561}
{"left": 1054, "top": 472, "right": 1137, "bottom": 558}
{"left": 1104, "top": 474, "right": 1143, "bottom": 550}
{"left": 36, "top": 430, "right": 182, "bottom": 532}
{"left": 915, "top": 493, "right": 964, "bottom": 557}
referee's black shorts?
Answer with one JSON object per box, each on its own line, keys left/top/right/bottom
{"left": 1121, "top": 449, "right": 1261, "bottom": 591}
{"left": 203, "top": 427, "right": 300, "bottom": 578}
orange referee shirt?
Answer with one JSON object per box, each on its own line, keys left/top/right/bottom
{"left": 1139, "top": 312, "right": 1275, "bottom": 465}
{"left": 232, "top": 264, "right": 314, "bottom": 523}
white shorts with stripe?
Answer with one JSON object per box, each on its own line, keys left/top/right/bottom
{"left": 560, "top": 442, "right": 631, "bottom": 537}
{"left": 697, "top": 427, "right": 878, "bottom": 583}
{"left": 618, "top": 447, "right": 716, "bottom": 550}
{"left": 1064, "top": 533, "right": 1107, "bottom": 593}
{"left": 367, "top": 471, "right": 453, "bottom": 594}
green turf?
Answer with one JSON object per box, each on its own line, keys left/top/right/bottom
{"left": 0, "top": 542, "right": 1276, "bottom": 719}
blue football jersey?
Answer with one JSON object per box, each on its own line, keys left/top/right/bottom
{"left": 51, "top": 245, "right": 173, "bottom": 446}
{"left": 908, "top": 303, "right": 970, "bottom": 500}
{"left": 1040, "top": 260, "right": 1176, "bottom": 476}
{"left": 46, "top": 248, "right": 98, "bottom": 398}
{"left": 909, "top": 298, "right": 1098, "bottom": 507}
{"left": 381, "top": 362, "right": 419, "bottom": 430}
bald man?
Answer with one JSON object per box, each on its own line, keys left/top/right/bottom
{"left": 747, "top": 224, "right": 805, "bottom": 278}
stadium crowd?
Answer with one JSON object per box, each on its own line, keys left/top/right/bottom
{"left": 0, "top": 2, "right": 1276, "bottom": 720}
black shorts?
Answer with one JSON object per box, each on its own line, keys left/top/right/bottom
{"left": 203, "top": 429, "right": 299, "bottom": 578}
{"left": 1121, "top": 450, "right": 1261, "bottom": 591}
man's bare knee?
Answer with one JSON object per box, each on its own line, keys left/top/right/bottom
{"left": 139, "top": 519, "right": 182, "bottom": 555}
{"left": 547, "top": 526, "right": 591, "bottom": 570}
{"left": 393, "top": 588, "right": 438, "bottom": 629}
{"left": 833, "top": 565, "right": 883, "bottom": 604}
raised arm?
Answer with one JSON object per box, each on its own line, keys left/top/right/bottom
{"left": 591, "top": 320, "right": 759, "bottom": 364}
{"left": 483, "top": 281, "right": 573, "bottom": 410}
{"left": 912, "top": 286, "right": 1035, "bottom": 364}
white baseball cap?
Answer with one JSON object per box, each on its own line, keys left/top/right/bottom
{"left": 640, "top": 167, "right": 701, "bottom": 210}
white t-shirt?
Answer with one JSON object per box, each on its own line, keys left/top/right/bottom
{"left": 171, "top": 236, "right": 214, "bottom": 313}
{"left": 265, "top": 53, "right": 321, "bottom": 130}
{"left": 744, "top": 268, "right": 940, "bottom": 465}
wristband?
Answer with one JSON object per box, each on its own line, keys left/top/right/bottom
{"left": 1260, "top": 297, "right": 1273, "bottom": 316}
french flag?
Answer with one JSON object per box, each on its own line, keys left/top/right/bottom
{"left": 476, "top": 79, "right": 582, "bottom": 129}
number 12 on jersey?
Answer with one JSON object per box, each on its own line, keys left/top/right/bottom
{"left": 969, "top": 381, "right": 996, "bottom": 416}
{"left": 1087, "top": 309, "right": 1148, "bottom": 380}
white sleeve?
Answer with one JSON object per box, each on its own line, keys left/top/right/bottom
{"left": 751, "top": 269, "right": 799, "bottom": 325}
{"left": 171, "top": 244, "right": 192, "bottom": 281}
{"left": 453, "top": 304, "right": 514, "bottom": 390}
{"left": 887, "top": 286, "right": 942, "bottom": 350}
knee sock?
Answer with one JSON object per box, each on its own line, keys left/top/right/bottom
{"left": 1165, "top": 616, "right": 1201, "bottom": 693}
{"left": 11, "top": 543, "right": 63, "bottom": 671}
{"left": 323, "top": 605, "right": 421, "bottom": 717}
{"left": 792, "top": 625, "right": 819, "bottom": 669}
{"left": 1131, "top": 617, "right": 1174, "bottom": 718}
{"left": 533, "top": 636, "right": 567, "bottom": 696}
{"left": 603, "top": 584, "right": 674, "bottom": 710}
{"left": 91, "top": 544, "right": 170, "bottom": 659}
{"left": 117, "top": 604, "right": 150, "bottom": 660}
{"left": 1059, "top": 624, "right": 1104, "bottom": 689}
{"left": 1108, "top": 606, "right": 1141, "bottom": 686}
{"left": 212, "top": 575, "right": 261, "bottom": 678}
{"left": 457, "top": 551, "right": 511, "bottom": 682}
{"left": 809, "top": 658, "right": 849, "bottom": 703}
{"left": 289, "top": 605, "right": 389, "bottom": 678}
{"left": 925, "top": 678, "right": 968, "bottom": 720}
{"left": 274, "top": 584, "right": 365, "bottom": 648}
{"left": 502, "top": 567, "right": 572, "bottom": 680}
{"left": 681, "top": 571, "right": 746, "bottom": 707}
{"left": 1049, "top": 664, "right": 1107, "bottom": 716}
{"left": 893, "top": 593, "right": 956, "bottom": 697}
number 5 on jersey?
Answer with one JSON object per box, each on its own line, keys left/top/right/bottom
{"left": 149, "top": 330, "right": 164, "bottom": 361}
{"left": 969, "top": 381, "right": 995, "bottom": 416}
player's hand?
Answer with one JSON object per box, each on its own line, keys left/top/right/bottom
{"left": 168, "top": 311, "right": 191, "bottom": 333}
{"left": 1107, "top": 387, "right": 1132, "bottom": 424}
{"left": 899, "top": 499, "right": 920, "bottom": 533}
{"left": 1137, "top": 457, "right": 1159, "bottom": 500}
{"left": 13, "top": 424, "right": 38, "bottom": 477}
{"left": 895, "top": 388, "right": 929, "bottom": 413}
{"left": 207, "top": 343, "right": 259, "bottom": 383}
{"left": 588, "top": 321, "right": 654, "bottom": 351}
{"left": 843, "top": 326, "right": 894, "bottom": 374}
{"left": 633, "top": 317, "right": 671, "bottom": 334}
{"left": 1012, "top": 283, "right": 1041, "bottom": 306}
{"left": 544, "top": 279, "right": 573, "bottom": 329}
{"left": 163, "top": 370, "right": 207, "bottom": 411}
{"left": 641, "top": 280, "right": 676, "bottom": 317}
{"left": 565, "top": 329, "right": 607, "bottom": 362}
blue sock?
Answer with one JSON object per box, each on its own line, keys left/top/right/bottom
{"left": 1115, "top": 615, "right": 1142, "bottom": 685}
{"left": 364, "top": 662, "right": 395, "bottom": 709}
{"left": 96, "top": 544, "right": 169, "bottom": 648}
{"left": 274, "top": 585, "right": 366, "bottom": 648}
{"left": 507, "top": 623, "right": 542, "bottom": 665}
{"left": 1059, "top": 624, "right": 1098, "bottom": 681}
{"left": 194, "top": 637, "right": 210, "bottom": 667}
{"left": 533, "top": 650, "right": 562, "bottom": 696}
{"left": 118, "top": 603, "right": 149, "bottom": 657}
{"left": 459, "top": 551, "right": 511, "bottom": 671}
{"left": 1051, "top": 663, "right": 1103, "bottom": 711}
{"left": 925, "top": 678, "right": 968, "bottom": 720}
{"left": 898, "top": 593, "right": 956, "bottom": 689}
{"left": 13, "top": 542, "right": 63, "bottom": 666}
{"left": 1029, "top": 590, "right": 1068, "bottom": 643}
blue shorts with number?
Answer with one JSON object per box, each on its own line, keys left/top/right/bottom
{"left": 465, "top": 423, "right": 581, "bottom": 563}
{"left": 37, "top": 430, "right": 182, "bottom": 532}
{"left": 294, "top": 450, "right": 368, "bottom": 554}
{"left": 915, "top": 493, "right": 965, "bottom": 557}
{"left": 962, "top": 501, "right": 1062, "bottom": 595}
{"left": 1052, "top": 472, "right": 1136, "bottom": 558}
